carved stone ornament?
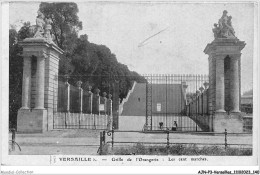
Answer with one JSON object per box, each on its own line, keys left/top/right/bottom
{"left": 29, "top": 10, "right": 55, "bottom": 43}
{"left": 212, "top": 10, "right": 236, "bottom": 39}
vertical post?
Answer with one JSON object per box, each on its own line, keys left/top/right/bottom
{"left": 107, "top": 94, "right": 113, "bottom": 130}
{"left": 77, "top": 81, "right": 83, "bottom": 113}
{"left": 102, "top": 92, "right": 107, "bottom": 115}
{"left": 112, "top": 81, "right": 119, "bottom": 129}
{"left": 194, "top": 95, "right": 198, "bottom": 131}
{"left": 20, "top": 55, "right": 31, "bottom": 109}
{"left": 166, "top": 129, "right": 170, "bottom": 155}
{"left": 99, "top": 131, "right": 103, "bottom": 155}
{"left": 98, "top": 92, "right": 100, "bottom": 116}
{"left": 201, "top": 93, "right": 203, "bottom": 115}
{"left": 199, "top": 87, "right": 204, "bottom": 115}
{"left": 195, "top": 75, "right": 198, "bottom": 131}
{"left": 203, "top": 82, "right": 209, "bottom": 114}
{"left": 150, "top": 75, "right": 153, "bottom": 130}
{"left": 65, "top": 75, "right": 70, "bottom": 129}
{"left": 86, "top": 85, "right": 92, "bottom": 114}
{"left": 34, "top": 55, "right": 46, "bottom": 109}
{"left": 224, "top": 129, "right": 227, "bottom": 150}
{"left": 166, "top": 75, "right": 167, "bottom": 129}
{"left": 230, "top": 56, "right": 240, "bottom": 113}
{"left": 215, "top": 56, "right": 226, "bottom": 113}
{"left": 11, "top": 128, "right": 16, "bottom": 151}
{"left": 93, "top": 88, "right": 100, "bottom": 129}
{"left": 112, "top": 128, "right": 114, "bottom": 148}
{"left": 196, "top": 90, "right": 200, "bottom": 115}
{"left": 188, "top": 103, "right": 191, "bottom": 116}
{"left": 77, "top": 81, "right": 83, "bottom": 128}
{"left": 102, "top": 130, "right": 106, "bottom": 143}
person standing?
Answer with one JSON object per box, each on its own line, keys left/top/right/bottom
{"left": 172, "top": 121, "right": 178, "bottom": 131}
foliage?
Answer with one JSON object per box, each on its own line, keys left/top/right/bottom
{"left": 243, "top": 89, "right": 253, "bottom": 96}
{"left": 39, "top": 2, "right": 145, "bottom": 98}
{"left": 9, "top": 2, "right": 145, "bottom": 128}
{"left": 39, "top": 2, "right": 82, "bottom": 50}
{"left": 66, "top": 34, "right": 146, "bottom": 99}
{"left": 9, "top": 28, "right": 23, "bottom": 129}
{"left": 17, "top": 22, "right": 32, "bottom": 40}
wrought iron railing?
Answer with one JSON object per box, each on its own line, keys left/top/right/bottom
{"left": 98, "top": 129, "right": 252, "bottom": 155}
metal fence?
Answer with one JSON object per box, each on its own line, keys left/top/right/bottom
{"left": 54, "top": 75, "right": 148, "bottom": 130}
{"left": 54, "top": 75, "right": 120, "bottom": 130}
{"left": 143, "top": 74, "right": 210, "bottom": 132}
{"left": 98, "top": 129, "right": 252, "bottom": 155}
{"left": 54, "top": 74, "right": 212, "bottom": 131}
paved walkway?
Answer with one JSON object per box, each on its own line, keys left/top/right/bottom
{"left": 9, "top": 130, "right": 252, "bottom": 155}
{"left": 9, "top": 130, "right": 100, "bottom": 155}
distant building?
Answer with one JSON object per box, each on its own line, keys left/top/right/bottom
{"left": 119, "top": 83, "right": 187, "bottom": 131}
{"left": 241, "top": 95, "right": 253, "bottom": 114}
{"left": 121, "top": 83, "right": 185, "bottom": 116}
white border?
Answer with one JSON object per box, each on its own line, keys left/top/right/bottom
{"left": 1, "top": 0, "right": 260, "bottom": 174}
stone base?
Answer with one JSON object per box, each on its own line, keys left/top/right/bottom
{"left": 213, "top": 112, "right": 243, "bottom": 133}
{"left": 47, "top": 109, "right": 54, "bottom": 131}
{"left": 17, "top": 109, "right": 47, "bottom": 133}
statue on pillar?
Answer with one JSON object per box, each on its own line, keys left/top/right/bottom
{"left": 213, "top": 10, "right": 236, "bottom": 39}
{"left": 29, "top": 10, "right": 55, "bottom": 43}
{"left": 212, "top": 23, "right": 221, "bottom": 38}
{"left": 34, "top": 11, "right": 45, "bottom": 38}
{"left": 44, "top": 16, "right": 54, "bottom": 42}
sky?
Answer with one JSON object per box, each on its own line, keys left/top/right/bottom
{"left": 9, "top": 1, "right": 255, "bottom": 93}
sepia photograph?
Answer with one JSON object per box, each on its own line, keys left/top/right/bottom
{"left": 1, "top": 0, "right": 259, "bottom": 174}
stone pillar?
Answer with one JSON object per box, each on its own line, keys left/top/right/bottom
{"left": 203, "top": 82, "right": 209, "bottom": 114}
{"left": 199, "top": 87, "right": 204, "bottom": 115}
{"left": 34, "top": 54, "right": 46, "bottom": 109}
{"left": 92, "top": 89, "right": 100, "bottom": 115}
{"left": 204, "top": 12, "right": 246, "bottom": 132}
{"left": 88, "top": 86, "right": 93, "bottom": 114}
{"left": 215, "top": 55, "right": 226, "bottom": 113}
{"left": 182, "top": 82, "right": 188, "bottom": 105}
{"left": 107, "top": 94, "right": 112, "bottom": 116}
{"left": 20, "top": 55, "right": 31, "bottom": 109}
{"left": 102, "top": 92, "right": 107, "bottom": 115}
{"left": 17, "top": 38, "right": 64, "bottom": 133}
{"left": 230, "top": 55, "right": 240, "bottom": 113}
{"left": 65, "top": 76, "right": 70, "bottom": 112}
{"left": 77, "top": 81, "right": 83, "bottom": 113}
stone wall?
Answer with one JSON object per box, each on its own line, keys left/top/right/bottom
{"left": 213, "top": 113, "right": 243, "bottom": 133}
{"left": 44, "top": 51, "right": 59, "bottom": 111}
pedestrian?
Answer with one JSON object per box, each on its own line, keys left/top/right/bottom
{"left": 172, "top": 121, "right": 178, "bottom": 131}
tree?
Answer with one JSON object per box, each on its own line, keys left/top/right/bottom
{"left": 39, "top": 2, "right": 83, "bottom": 77}
{"left": 243, "top": 89, "right": 253, "bottom": 96}
{"left": 17, "top": 22, "right": 32, "bottom": 40}
{"left": 39, "top": 2, "right": 82, "bottom": 51}
{"left": 9, "top": 3, "right": 145, "bottom": 128}
{"left": 67, "top": 34, "right": 146, "bottom": 98}
{"left": 9, "top": 28, "right": 23, "bottom": 129}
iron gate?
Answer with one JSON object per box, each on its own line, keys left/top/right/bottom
{"left": 53, "top": 74, "right": 211, "bottom": 131}
{"left": 53, "top": 75, "right": 122, "bottom": 130}
{"left": 143, "top": 74, "right": 211, "bottom": 132}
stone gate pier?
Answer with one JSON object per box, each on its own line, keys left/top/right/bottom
{"left": 17, "top": 38, "right": 63, "bottom": 133}
{"left": 17, "top": 11, "right": 63, "bottom": 132}
{"left": 204, "top": 10, "right": 246, "bottom": 133}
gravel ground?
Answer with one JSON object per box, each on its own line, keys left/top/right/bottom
{"left": 9, "top": 129, "right": 252, "bottom": 155}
